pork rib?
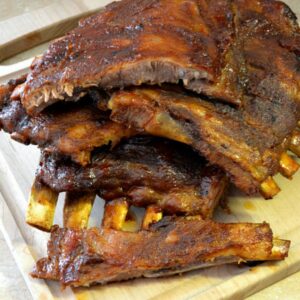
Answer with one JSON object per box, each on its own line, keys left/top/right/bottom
{"left": 31, "top": 217, "right": 290, "bottom": 287}
{"left": 109, "top": 87, "right": 295, "bottom": 196}
{"left": 0, "top": 93, "right": 133, "bottom": 166}
{"left": 1, "top": 83, "right": 298, "bottom": 196}
{"left": 37, "top": 137, "right": 227, "bottom": 217}
{"left": 0, "top": 76, "right": 26, "bottom": 107}
{"left": 18, "top": 0, "right": 300, "bottom": 115}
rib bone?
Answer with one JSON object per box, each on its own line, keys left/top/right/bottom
{"left": 31, "top": 218, "right": 290, "bottom": 287}
{"left": 142, "top": 206, "right": 163, "bottom": 230}
{"left": 279, "top": 152, "right": 300, "bottom": 179}
{"left": 63, "top": 192, "right": 96, "bottom": 229}
{"left": 260, "top": 177, "right": 281, "bottom": 200}
{"left": 289, "top": 130, "right": 300, "bottom": 157}
{"left": 102, "top": 199, "right": 129, "bottom": 230}
{"left": 26, "top": 179, "right": 58, "bottom": 232}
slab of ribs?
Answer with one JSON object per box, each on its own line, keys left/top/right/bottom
{"left": 1, "top": 0, "right": 300, "bottom": 288}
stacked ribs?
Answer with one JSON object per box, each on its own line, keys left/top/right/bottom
{"left": 1, "top": 0, "right": 300, "bottom": 287}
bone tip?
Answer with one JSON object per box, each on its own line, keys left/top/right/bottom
{"left": 63, "top": 192, "right": 96, "bottom": 229}
{"left": 260, "top": 177, "right": 281, "bottom": 199}
{"left": 102, "top": 199, "right": 129, "bottom": 230}
{"left": 289, "top": 131, "right": 300, "bottom": 157}
{"left": 271, "top": 239, "right": 290, "bottom": 260}
{"left": 26, "top": 201, "right": 53, "bottom": 232}
{"left": 279, "top": 152, "right": 300, "bottom": 178}
{"left": 26, "top": 220, "right": 52, "bottom": 232}
{"left": 142, "top": 206, "right": 163, "bottom": 230}
{"left": 26, "top": 180, "right": 58, "bottom": 231}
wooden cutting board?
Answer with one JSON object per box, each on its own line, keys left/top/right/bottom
{"left": 1, "top": 71, "right": 300, "bottom": 300}
{"left": 1, "top": 103, "right": 300, "bottom": 300}
{"left": 1, "top": 1, "right": 300, "bottom": 299}
{"left": 0, "top": 0, "right": 113, "bottom": 62}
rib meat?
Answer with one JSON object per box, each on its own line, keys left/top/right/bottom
{"left": 17, "top": 0, "right": 300, "bottom": 115}
{"left": 31, "top": 217, "right": 290, "bottom": 287}
{"left": 2, "top": 82, "right": 296, "bottom": 196}
{"left": 1, "top": 0, "right": 299, "bottom": 195}
{"left": 37, "top": 137, "right": 227, "bottom": 217}
{"left": 0, "top": 93, "right": 133, "bottom": 166}
{"left": 109, "top": 87, "right": 294, "bottom": 195}
{"left": 0, "top": 76, "right": 26, "bottom": 107}
{"left": 20, "top": 0, "right": 235, "bottom": 114}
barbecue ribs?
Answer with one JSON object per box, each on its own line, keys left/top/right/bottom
{"left": 109, "top": 87, "right": 299, "bottom": 197}
{"left": 36, "top": 137, "right": 227, "bottom": 218}
{"left": 17, "top": 0, "right": 300, "bottom": 115}
{"left": 0, "top": 76, "right": 26, "bottom": 106}
{"left": 0, "top": 0, "right": 297, "bottom": 287}
{"left": 0, "top": 92, "right": 132, "bottom": 166}
{"left": 31, "top": 217, "right": 290, "bottom": 287}
{"left": 19, "top": 0, "right": 236, "bottom": 114}
{"left": 1, "top": 81, "right": 299, "bottom": 197}
{"left": 2, "top": 0, "right": 300, "bottom": 196}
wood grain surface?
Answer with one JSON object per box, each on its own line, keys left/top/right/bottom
{"left": 1, "top": 70, "right": 300, "bottom": 299}
{"left": 1, "top": 0, "right": 300, "bottom": 299}
{"left": 0, "top": 229, "right": 31, "bottom": 300}
{"left": 0, "top": 0, "right": 113, "bottom": 62}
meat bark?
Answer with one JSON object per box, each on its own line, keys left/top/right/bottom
{"left": 0, "top": 95, "right": 133, "bottom": 166}
{"left": 31, "top": 218, "right": 290, "bottom": 287}
{"left": 109, "top": 87, "right": 292, "bottom": 195}
{"left": 17, "top": 0, "right": 300, "bottom": 115}
{"left": 37, "top": 137, "right": 227, "bottom": 217}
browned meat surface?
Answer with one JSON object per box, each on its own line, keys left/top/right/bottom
{"left": 0, "top": 75, "right": 26, "bottom": 108}
{"left": 233, "top": 0, "right": 300, "bottom": 132}
{"left": 0, "top": 95, "right": 133, "bottom": 165}
{"left": 109, "top": 87, "right": 292, "bottom": 195}
{"left": 31, "top": 218, "right": 290, "bottom": 287}
{"left": 18, "top": 0, "right": 300, "bottom": 115}
{"left": 1, "top": 0, "right": 298, "bottom": 194}
{"left": 37, "top": 137, "right": 227, "bottom": 217}
{"left": 2, "top": 82, "right": 296, "bottom": 197}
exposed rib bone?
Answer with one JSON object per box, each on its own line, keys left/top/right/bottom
{"left": 102, "top": 199, "right": 129, "bottom": 230}
{"left": 121, "top": 209, "right": 139, "bottom": 232}
{"left": 142, "top": 205, "right": 163, "bottom": 230}
{"left": 31, "top": 218, "right": 290, "bottom": 287}
{"left": 279, "top": 152, "right": 300, "bottom": 178}
{"left": 26, "top": 179, "right": 58, "bottom": 232}
{"left": 289, "top": 130, "right": 300, "bottom": 157}
{"left": 63, "top": 192, "right": 96, "bottom": 229}
{"left": 260, "top": 177, "right": 281, "bottom": 199}
{"left": 270, "top": 239, "right": 291, "bottom": 260}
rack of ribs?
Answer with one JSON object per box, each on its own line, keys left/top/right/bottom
{"left": 0, "top": 0, "right": 299, "bottom": 288}
{"left": 1, "top": 84, "right": 299, "bottom": 198}
{"left": 0, "top": 85, "right": 133, "bottom": 166}
{"left": 31, "top": 217, "right": 289, "bottom": 287}
{"left": 15, "top": 0, "right": 300, "bottom": 116}
{"left": 109, "top": 86, "right": 300, "bottom": 197}
{"left": 28, "top": 137, "right": 227, "bottom": 231}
